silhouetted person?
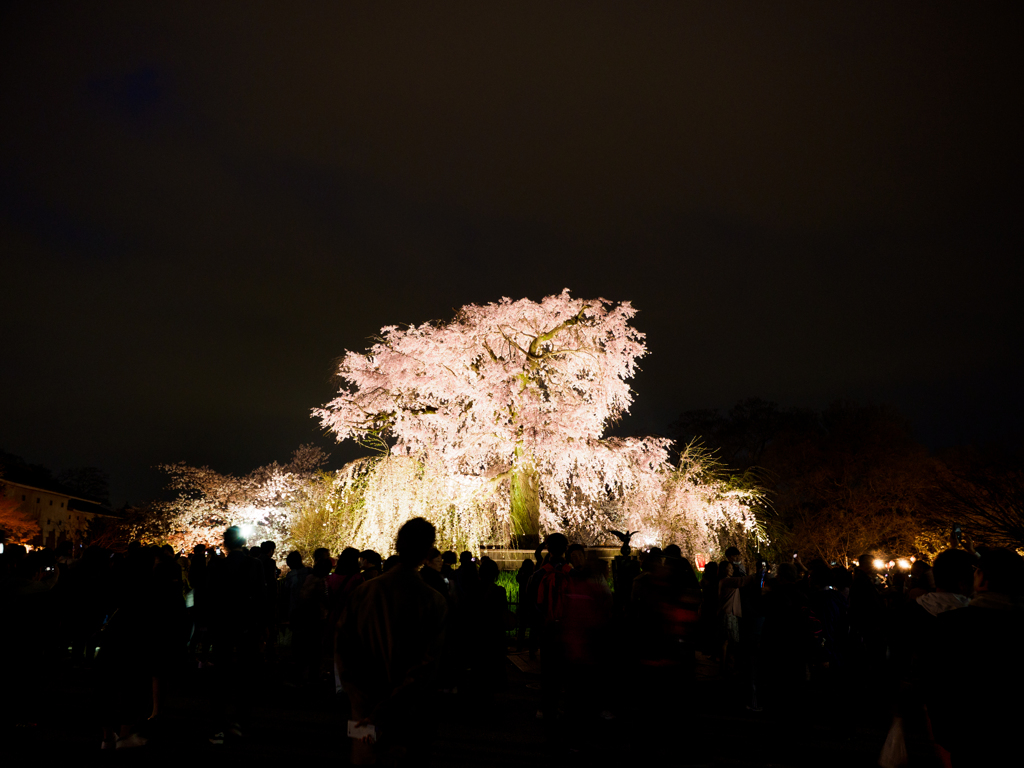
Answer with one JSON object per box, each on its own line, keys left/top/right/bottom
{"left": 328, "top": 548, "right": 365, "bottom": 605}
{"left": 718, "top": 561, "right": 743, "bottom": 674}
{"left": 725, "top": 546, "right": 746, "bottom": 577}
{"left": 470, "top": 557, "right": 509, "bottom": 697}
{"left": 927, "top": 547, "right": 1024, "bottom": 767}
{"left": 97, "top": 545, "right": 157, "bottom": 748}
{"left": 526, "top": 532, "right": 571, "bottom": 723}
{"left": 293, "top": 556, "right": 331, "bottom": 685}
{"left": 258, "top": 540, "right": 280, "bottom": 653}
{"left": 906, "top": 559, "right": 934, "bottom": 600}
{"left": 206, "top": 525, "right": 265, "bottom": 743}
{"left": 359, "top": 550, "right": 382, "bottom": 581}
{"left": 455, "top": 550, "right": 479, "bottom": 603}
{"left": 337, "top": 517, "right": 447, "bottom": 766}
{"left": 699, "top": 561, "right": 720, "bottom": 657}
{"left": 420, "top": 547, "right": 449, "bottom": 598}
{"left": 760, "top": 563, "right": 814, "bottom": 710}
{"left": 313, "top": 547, "right": 333, "bottom": 568}
{"left": 849, "top": 554, "right": 886, "bottom": 673}
{"left": 515, "top": 557, "right": 535, "bottom": 650}
{"left": 328, "top": 547, "right": 366, "bottom": 693}
{"left": 3, "top": 549, "right": 60, "bottom": 730}
{"left": 281, "top": 551, "right": 311, "bottom": 624}
{"left": 561, "top": 550, "right": 613, "bottom": 743}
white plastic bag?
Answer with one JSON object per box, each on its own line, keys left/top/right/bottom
{"left": 879, "top": 716, "right": 908, "bottom": 768}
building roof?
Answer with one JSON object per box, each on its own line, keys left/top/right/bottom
{"left": 2, "top": 479, "right": 117, "bottom": 516}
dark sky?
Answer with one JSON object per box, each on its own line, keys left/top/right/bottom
{"left": 3, "top": 3, "right": 1022, "bottom": 506}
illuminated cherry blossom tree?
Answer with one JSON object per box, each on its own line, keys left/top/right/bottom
{"left": 154, "top": 444, "right": 329, "bottom": 550}
{"left": 317, "top": 290, "right": 686, "bottom": 545}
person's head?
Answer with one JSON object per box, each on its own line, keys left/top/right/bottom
{"left": 313, "top": 558, "right": 332, "bottom": 578}
{"left": 161, "top": 544, "right": 175, "bottom": 559}
{"left": 807, "top": 558, "right": 831, "bottom": 588}
{"left": 424, "top": 547, "right": 443, "bottom": 572}
{"left": 725, "top": 546, "right": 741, "bottom": 563}
{"left": 806, "top": 556, "right": 828, "bottom": 576}
{"left": 973, "top": 547, "right": 1024, "bottom": 596}
{"left": 568, "top": 544, "right": 586, "bottom": 570}
{"left": 5, "top": 543, "right": 27, "bottom": 566}
{"left": 359, "top": 550, "right": 382, "bottom": 570}
{"left": 518, "top": 557, "right": 535, "bottom": 576}
{"left": 663, "top": 544, "right": 682, "bottom": 560}
{"left": 248, "top": 546, "right": 262, "bottom": 559}
{"left": 720, "top": 560, "right": 733, "bottom": 578}
{"left": 774, "top": 562, "right": 798, "bottom": 585}
{"left": 479, "top": 556, "right": 499, "bottom": 584}
{"left": 858, "top": 553, "right": 875, "bottom": 571}
{"left": 396, "top": 517, "right": 436, "bottom": 565}
{"left": 17, "top": 551, "right": 44, "bottom": 580}
{"left": 441, "top": 551, "right": 457, "bottom": 567}
{"left": 459, "top": 550, "right": 474, "bottom": 566}
{"left": 908, "top": 560, "right": 934, "bottom": 591}
{"left": 583, "top": 550, "right": 610, "bottom": 580}
{"left": 702, "top": 561, "right": 718, "bottom": 581}
{"left": 260, "top": 540, "right": 276, "bottom": 556}
{"left": 285, "top": 550, "right": 304, "bottom": 570}
{"left": 335, "top": 547, "right": 361, "bottom": 576}
{"left": 382, "top": 554, "right": 401, "bottom": 573}
{"left": 223, "top": 526, "right": 246, "bottom": 552}
{"left": 675, "top": 557, "right": 700, "bottom": 590}
{"left": 544, "top": 533, "right": 569, "bottom": 560}
{"left": 192, "top": 543, "right": 206, "bottom": 555}
{"left": 641, "top": 547, "right": 663, "bottom": 571}
{"left": 313, "top": 547, "right": 330, "bottom": 564}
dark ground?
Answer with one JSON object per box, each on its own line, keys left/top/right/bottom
{"left": 4, "top": 647, "right": 908, "bottom": 766}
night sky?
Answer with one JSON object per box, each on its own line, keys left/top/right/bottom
{"left": 3, "top": 3, "right": 1022, "bottom": 506}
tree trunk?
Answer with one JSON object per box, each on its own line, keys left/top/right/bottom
{"left": 510, "top": 465, "right": 540, "bottom": 549}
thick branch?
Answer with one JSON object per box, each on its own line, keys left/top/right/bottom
{"left": 527, "top": 305, "right": 590, "bottom": 358}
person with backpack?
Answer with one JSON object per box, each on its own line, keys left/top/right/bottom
{"left": 525, "top": 533, "right": 572, "bottom": 723}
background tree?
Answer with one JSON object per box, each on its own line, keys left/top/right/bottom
{"left": 640, "top": 441, "right": 767, "bottom": 559}
{"left": 155, "top": 444, "right": 329, "bottom": 550}
{"left": 56, "top": 466, "right": 111, "bottom": 506}
{"left": 0, "top": 494, "right": 41, "bottom": 544}
{"left": 316, "top": 290, "right": 670, "bottom": 545}
{"left": 284, "top": 469, "right": 365, "bottom": 563}
{"left": 675, "top": 399, "right": 937, "bottom": 563}
{"left": 765, "top": 402, "right": 936, "bottom": 562}
{"left": 928, "top": 440, "right": 1024, "bottom": 550}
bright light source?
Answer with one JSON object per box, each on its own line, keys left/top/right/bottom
{"left": 240, "top": 524, "right": 254, "bottom": 538}
{"left": 897, "top": 559, "right": 911, "bottom": 570}
{"left": 873, "top": 559, "right": 886, "bottom": 571}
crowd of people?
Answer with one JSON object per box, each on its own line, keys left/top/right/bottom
{"left": 1, "top": 522, "right": 1022, "bottom": 766}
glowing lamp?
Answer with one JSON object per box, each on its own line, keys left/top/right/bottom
{"left": 897, "top": 559, "right": 911, "bottom": 570}
{"left": 872, "top": 559, "right": 886, "bottom": 571}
